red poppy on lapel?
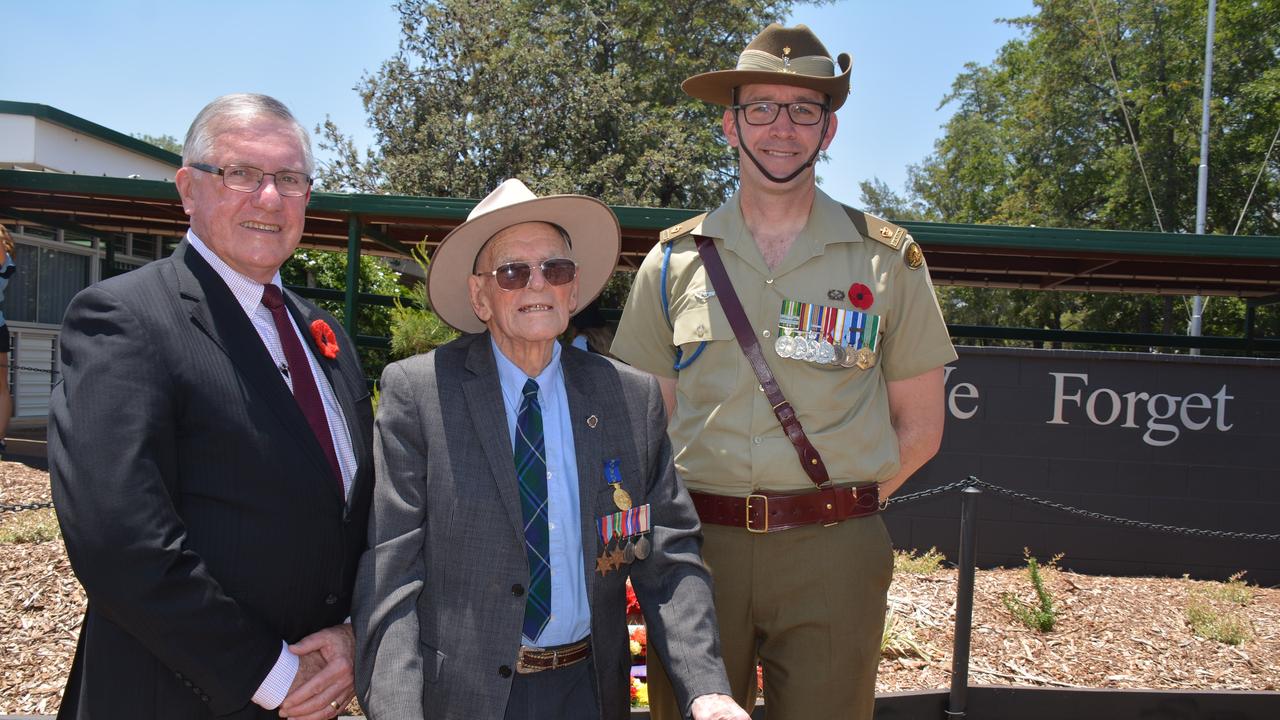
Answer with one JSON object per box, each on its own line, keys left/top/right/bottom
{"left": 848, "top": 282, "right": 873, "bottom": 310}
{"left": 310, "top": 319, "right": 340, "bottom": 359}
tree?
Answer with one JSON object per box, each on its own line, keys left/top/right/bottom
{"left": 133, "top": 133, "right": 183, "bottom": 155}
{"left": 322, "top": 0, "right": 825, "bottom": 361}
{"left": 318, "top": 0, "right": 822, "bottom": 207}
{"left": 866, "top": 0, "right": 1280, "bottom": 350}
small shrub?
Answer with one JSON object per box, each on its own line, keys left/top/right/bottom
{"left": 1203, "top": 572, "right": 1253, "bottom": 607}
{"left": 1000, "top": 551, "right": 1059, "bottom": 632}
{"left": 1185, "top": 573, "right": 1253, "bottom": 645}
{"left": 1186, "top": 598, "right": 1249, "bottom": 645}
{"left": 880, "top": 608, "right": 932, "bottom": 660}
{"left": 894, "top": 547, "right": 946, "bottom": 575}
{"left": 0, "top": 508, "right": 61, "bottom": 544}
{"left": 388, "top": 242, "right": 460, "bottom": 360}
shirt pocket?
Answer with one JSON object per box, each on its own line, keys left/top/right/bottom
{"left": 670, "top": 286, "right": 737, "bottom": 401}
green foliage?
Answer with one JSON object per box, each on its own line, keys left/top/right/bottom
{"left": 1001, "top": 551, "right": 1060, "bottom": 632}
{"left": 0, "top": 508, "right": 60, "bottom": 544}
{"left": 1199, "top": 571, "right": 1254, "bottom": 607}
{"left": 893, "top": 547, "right": 946, "bottom": 576}
{"left": 1186, "top": 594, "right": 1250, "bottom": 645}
{"left": 132, "top": 132, "right": 183, "bottom": 155}
{"left": 317, "top": 0, "right": 824, "bottom": 207}
{"left": 864, "top": 0, "right": 1280, "bottom": 350}
{"left": 1184, "top": 570, "right": 1255, "bottom": 645}
{"left": 387, "top": 242, "right": 459, "bottom": 360}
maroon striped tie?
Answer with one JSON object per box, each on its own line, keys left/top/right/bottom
{"left": 261, "top": 284, "right": 343, "bottom": 494}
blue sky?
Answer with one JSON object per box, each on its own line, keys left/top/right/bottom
{"left": 1, "top": 0, "right": 1034, "bottom": 207}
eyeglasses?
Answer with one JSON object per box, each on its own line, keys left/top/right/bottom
{"left": 188, "top": 162, "right": 312, "bottom": 197}
{"left": 475, "top": 258, "right": 578, "bottom": 291}
{"left": 732, "top": 101, "right": 829, "bottom": 126}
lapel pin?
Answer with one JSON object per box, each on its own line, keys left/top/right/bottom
{"left": 587, "top": 415, "right": 599, "bottom": 428}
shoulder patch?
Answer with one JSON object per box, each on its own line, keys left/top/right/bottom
{"left": 842, "top": 205, "right": 908, "bottom": 251}
{"left": 659, "top": 213, "right": 708, "bottom": 244}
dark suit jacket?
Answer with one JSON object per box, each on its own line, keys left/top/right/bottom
{"left": 353, "top": 332, "right": 731, "bottom": 720}
{"left": 49, "top": 240, "right": 374, "bottom": 719}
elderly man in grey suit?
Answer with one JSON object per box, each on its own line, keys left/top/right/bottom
{"left": 353, "top": 179, "right": 748, "bottom": 720}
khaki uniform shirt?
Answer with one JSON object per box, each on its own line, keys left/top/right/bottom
{"left": 612, "top": 189, "right": 957, "bottom": 496}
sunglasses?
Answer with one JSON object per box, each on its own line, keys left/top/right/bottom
{"left": 475, "top": 258, "right": 579, "bottom": 291}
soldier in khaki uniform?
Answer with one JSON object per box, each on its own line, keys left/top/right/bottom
{"left": 611, "top": 24, "right": 956, "bottom": 720}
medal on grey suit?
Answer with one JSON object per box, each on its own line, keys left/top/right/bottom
{"left": 633, "top": 534, "right": 651, "bottom": 559}
{"left": 605, "top": 458, "right": 632, "bottom": 511}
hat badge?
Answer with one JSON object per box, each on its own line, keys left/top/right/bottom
{"left": 782, "top": 46, "right": 793, "bottom": 72}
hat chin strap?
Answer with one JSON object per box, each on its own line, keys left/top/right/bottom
{"left": 732, "top": 91, "right": 831, "bottom": 185}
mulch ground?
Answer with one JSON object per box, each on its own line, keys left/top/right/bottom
{"left": 3, "top": 461, "right": 1277, "bottom": 714}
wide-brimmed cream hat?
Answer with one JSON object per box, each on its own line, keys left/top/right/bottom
{"left": 682, "top": 23, "right": 851, "bottom": 111}
{"left": 427, "top": 178, "right": 621, "bottom": 334}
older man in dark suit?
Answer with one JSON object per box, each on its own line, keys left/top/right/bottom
{"left": 353, "top": 179, "right": 748, "bottom": 720}
{"left": 50, "top": 93, "right": 373, "bottom": 720}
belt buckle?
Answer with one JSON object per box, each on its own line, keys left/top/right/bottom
{"left": 745, "top": 493, "right": 769, "bottom": 533}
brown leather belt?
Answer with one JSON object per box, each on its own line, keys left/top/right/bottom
{"left": 692, "top": 485, "right": 882, "bottom": 533}
{"left": 515, "top": 636, "right": 591, "bottom": 674}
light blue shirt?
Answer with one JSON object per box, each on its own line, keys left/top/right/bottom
{"left": 492, "top": 338, "right": 591, "bottom": 647}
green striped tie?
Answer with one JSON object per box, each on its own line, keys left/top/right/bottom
{"left": 514, "top": 379, "right": 551, "bottom": 641}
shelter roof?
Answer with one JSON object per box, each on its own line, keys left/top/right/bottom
{"left": 2, "top": 169, "right": 1278, "bottom": 297}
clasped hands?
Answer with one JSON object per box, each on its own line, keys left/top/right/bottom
{"left": 277, "top": 624, "right": 355, "bottom": 720}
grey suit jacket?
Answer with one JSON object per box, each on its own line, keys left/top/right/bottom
{"left": 354, "top": 332, "right": 730, "bottom": 720}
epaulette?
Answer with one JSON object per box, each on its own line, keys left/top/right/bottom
{"left": 842, "top": 205, "right": 925, "bottom": 270}
{"left": 658, "top": 213, "right": 709, "bottom": 245}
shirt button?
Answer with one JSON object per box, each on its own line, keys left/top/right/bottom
{"left": 695, "top": 325, "right": 706, "bottom": 337}
{"left": 549, "top": 522, "right": 556, "bottom": 530}
{"left": 325, "top": 593, "right": 338, "bottom": 605}
{"left": 762, "top": 329, "right": 771, "bottom": 338}
{"left": 499, "top": 665, "right": 513, "bottom": 678}
{"left": 512, "top": 584, "right": 525, "bottom": 596}
{"left": 766, "top": 278, "right": 774, "bottom": 284}
{"left": 753, "top": 437, "right": 762, "bottom": 445}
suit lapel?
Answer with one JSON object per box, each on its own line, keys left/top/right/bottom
{"left": 462, "top": 334, "right": 527, "bottom": 545}
{"left": 562, "top": 348, "right": 612, "bottom": 596}
{"left": 174, "top": 242, "right": 343, "bottom": 504}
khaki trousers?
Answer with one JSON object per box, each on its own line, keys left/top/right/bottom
{"left": 646, "top": 514, "right": 893, "bottom": 720}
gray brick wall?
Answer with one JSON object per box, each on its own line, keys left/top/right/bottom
{"left": 890, "top": 347, "right": 1280, "bottom": 584}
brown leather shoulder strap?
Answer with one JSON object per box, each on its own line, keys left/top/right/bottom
{"left": 692, "top": 235, "right": 831, "bottom": 489}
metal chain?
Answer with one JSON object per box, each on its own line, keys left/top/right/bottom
{"left": 0, "top": 500, "right": 55, "bottom": 514}
{"left": 887, "top": 476, "right": 1280, "bottom": 543}
{"left": 885, "top": 477, "right": 977, "bottom": 506}
{"left": 9, "top": 365, "right": 59, "bottom": 375}
{"left": 6, "top": 478, "right": 1279, "bottom": 546}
